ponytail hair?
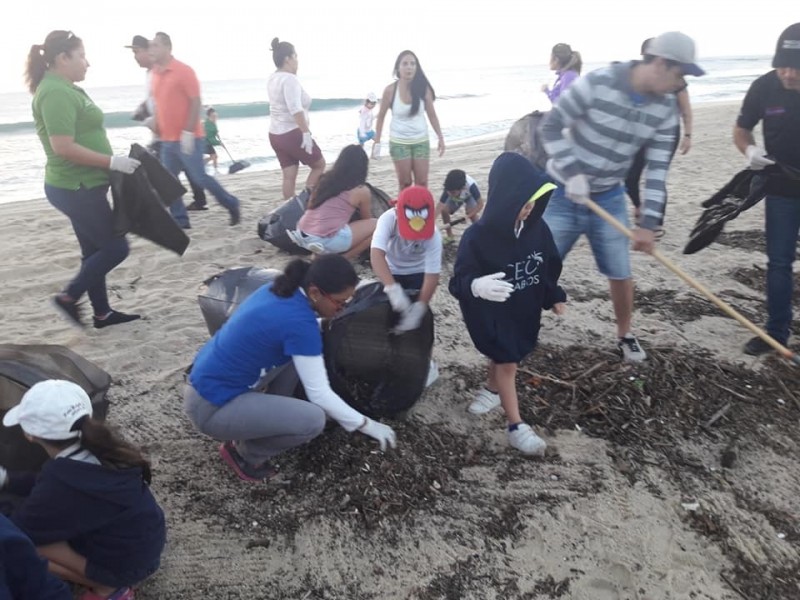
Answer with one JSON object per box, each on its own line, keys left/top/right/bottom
{"left": 271, "top": 37, "right": 295, "bottom": 69}
{"left": 73, "top": 416, "right": 152, "bottom": 484}
{"left": 25, "top": 30, "right": 83, "bottom": 94}
{"left": 272, "top": 255, "right": 358, "bottom": 298}
{"left": 551, "top": 42, "right": 582, "bottom": 75}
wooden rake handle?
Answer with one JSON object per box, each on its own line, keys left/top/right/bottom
{"left": 582, "top": 197, "right": 800, "bottom": 366}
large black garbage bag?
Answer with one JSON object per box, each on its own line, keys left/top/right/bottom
{"left": 196, "top": 270, "right": 433, "bottom": 418}
{"left": 504, "top": 110, "right": 550, "bottom": 171}
{"left": 322, "top": 281, "right": 433, "bottom": 418}
{"left": 197, "top": 266, "right": 282, "bottom": 336}
{"left": 257, "top": 183, "right": 393, "bottom": 254}
{"left": 0, "top": 345, "right": 111, "bottom": 471}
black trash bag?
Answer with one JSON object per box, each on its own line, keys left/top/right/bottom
{"left": 0, "top": 345, "right": 111, "bottom": 471}
{"left": 322, "top": 281, "right": 433, "bottom": 419}
{"left": 197, "top": 266, "right": 282, "bottom": 336}
{"left": 257, "top": 189, "right": 312, "bottom": 255}
{"left": 257, "top": 183, "right": 393, "bottom": 254}
{"left": 504, "top": 110, "right": 550, "bottom": 171}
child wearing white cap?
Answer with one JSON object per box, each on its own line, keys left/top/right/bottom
{"left": 357, "top": 92, "right": 378, "bottom": 148}
{"left": 1, "top": 380, "right": 165, "bottom": 600}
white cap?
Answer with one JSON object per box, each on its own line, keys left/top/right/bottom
{"left": 366, "top": 92, "right": 378, "bottom": 103}
{"left": 3, "top": 380, "right": 92, "bottom": 440}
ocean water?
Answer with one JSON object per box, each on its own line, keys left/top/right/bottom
{"left": 0, "top": 56, "right": 771, "bottom": 204}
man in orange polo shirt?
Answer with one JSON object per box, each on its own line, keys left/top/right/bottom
{"left": 149, "top": 32, "right": 240, "bottom": 227}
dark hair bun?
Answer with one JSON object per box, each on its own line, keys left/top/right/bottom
{"left": 271, "top": 38, "right": 280, "bottom": 51}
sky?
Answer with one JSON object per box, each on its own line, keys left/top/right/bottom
{"left": 1, "top": 0, "right": 791, "bottom": 94}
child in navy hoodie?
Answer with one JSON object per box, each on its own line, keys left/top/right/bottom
{"left": 1, "top": 380, "right": 165, "bottom": 600}
{"left": 449, "top": 152, "right": 567, "bottom": 456}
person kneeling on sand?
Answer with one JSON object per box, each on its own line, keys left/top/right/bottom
{"left": 449, "top": 153, "right": 566, "bottom": 456}
{"left": 1, "top": 380, "right": 166, "bottom": 600}
{"left": 439, "top": 169, "right": 484, "bottom": 242}
{"left": 184, "top": 255, "right": 397, "bottom": 482}
{"left": 289, "top": 145, "right": 377, "bottom": 260}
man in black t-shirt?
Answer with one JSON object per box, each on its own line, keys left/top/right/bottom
{"left": 734, "top": 23, "right": 800, "bottom": 356}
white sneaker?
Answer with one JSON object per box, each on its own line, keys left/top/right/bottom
{"left": 468, "top": 388, "right": 501, "bottom": 415}
{"left": 425, "top": 360, "right": 439, "bottom": 387}
{"left": 618, "top": 333, "right": 647, "bottom": 362}
{"left": 508, "top": 423, "right": 547, "bottom": 456}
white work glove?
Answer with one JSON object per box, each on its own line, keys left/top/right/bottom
{"left": 0, "top": 466, "right": 7, "bottom": 489}
{"left": 108, "top": 155, "right": 141, "bottom": 174}
{"left": 471, "top": 272, "right": 513, "bottom": 302}
{"left": 393, "top": 301, "right": 427, "bottom": 333}
{"left": 371, "top": 142, "right": 382, "bottom": 160}
{"left": 565, "top": 174, "right": 590, "bottom": 204}
{"left": 180, "top": 130, "right": 195, "bottom": 155}
{"left": 384, "top": 283, "right": 411, "bottom": 313}
{"left": 745, "top": 145, "right": 775, "bottom": 170}
{"left": 358, "top": 418, "right": 397, "bottom": 451}
{"left": 301, "top": 131, "right": 314, "bottom": 154}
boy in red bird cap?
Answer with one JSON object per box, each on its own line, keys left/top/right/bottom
{"left": 370, "top": 186, "right": 443, "bottom": 383}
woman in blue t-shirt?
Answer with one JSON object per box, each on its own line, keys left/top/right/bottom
{"left": 184, "top": 254, "right": 397, "bottom": 482}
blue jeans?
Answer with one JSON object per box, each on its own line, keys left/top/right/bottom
{"left": 765, "top": 194, "right": 800, "bottom": 344}
{"left": 543, "top": 184, "right": 631, "bottom": 279}
{"left": 160, "top": 139, "right": 240, "bottom": 226}
{"left": 45, "top": 183, "right": 129, "bottom": 315}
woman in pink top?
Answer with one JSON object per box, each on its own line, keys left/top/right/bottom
{"left": 293, "top": 145, "right": 377, "bottom": 259}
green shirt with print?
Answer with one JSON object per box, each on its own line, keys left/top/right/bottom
{"left": 32, "top": 72, "right": 112, "bottom": 190}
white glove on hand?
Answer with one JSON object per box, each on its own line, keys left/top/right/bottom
{"left": 565, "top": 174, "right": 590, "bottom": 204}
{"left": 359, "top": 418, "right": 397, "bottom": 451}
{"left": 471, "top": 272, "right": 513, "bottom": 302}
{"left": 745, "top": 145, "right": 775, "bottom": 170}
{"left": 180, "top": 130, "right": 195, "bottom": 155}
{"left": 0, "top": 466, "right": 7, "bottom": 489}
{"left": 371, "top": 142, "right": 382, "bottom": 160}
{"left": 384, "top": 283, "right": 411, "bottom": 313}
{"left": 393, "top": 301, "right": 427, "bottom": 333}
{"left": 108, "top": 155, "right": 141, "bottom": 174}
{"left": 301, "top": 132, "right": 314, "bottom": 154}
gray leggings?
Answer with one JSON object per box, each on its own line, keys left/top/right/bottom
{"left": 184, "top": 363, "right": 326, "bottom": 464}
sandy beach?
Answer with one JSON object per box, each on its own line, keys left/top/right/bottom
{"left": 1, "top": 102, "right": 798, "bottom": 599}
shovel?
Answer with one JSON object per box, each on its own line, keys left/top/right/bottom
{"left": 582, "top": 196, "right": 800, "bottom": 367}
{"left": 219, "top": 138, "right": 250, "bottom": 175}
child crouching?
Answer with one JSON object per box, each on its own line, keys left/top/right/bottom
{"left": 1, "top": 380, "right": 166, "bottom": 600}
{"left": 449, "top": 152, "right": 566, "bottom": 455}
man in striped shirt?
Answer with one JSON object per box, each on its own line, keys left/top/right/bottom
{"left": 541, "top": 31, "right": 704, "bottom": 361}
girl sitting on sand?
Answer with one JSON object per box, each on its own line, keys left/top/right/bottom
{"left": 290, "top": 145, "right": 377, "bottom": 259}
{"left": 1, "top": 380, "right": 166, "bottom": 600}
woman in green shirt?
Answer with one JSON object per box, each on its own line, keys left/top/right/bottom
{"left": 26, "top": 31, "right": 142, "bottom": 329}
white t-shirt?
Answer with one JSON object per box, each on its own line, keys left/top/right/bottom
{"left": 267, "top": 71, "right": 312, "bottom": 135}
{"left": 371, "top": 209, "right": 442, "bottom": 275}
{"left": 358, "top": 105, "right": 374, "bottom": 136}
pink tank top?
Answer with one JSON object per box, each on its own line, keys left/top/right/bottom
{"left": 298, "top": 189, "right": 356, "bottom": 237}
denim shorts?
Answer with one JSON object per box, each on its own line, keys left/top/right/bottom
{"left": 543, "top": 184, "right": 631, "bottom": 279}
{"left": 442, "top": 196, "right": 478, "bottom": 215}
{"left": 357, "top": 129, "right": 375, "bottom": 144}
{"left": 389, "top": 140, "right": 430, "bottom": 161}
{"left": 298, "top": 224, "right": 353, "bottom": 254}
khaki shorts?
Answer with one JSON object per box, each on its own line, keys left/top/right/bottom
{"left": 390, "top": 140, "right": 430, "bottom": 161}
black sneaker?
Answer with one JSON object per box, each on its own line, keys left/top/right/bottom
{"left": 219, "top": 441, "right": 278, "bottom": 482}
{"left": 743, "top": 336, "right": 775, "bottom": 356}
{"left": 93, "top": 310, "right": 141, "bottom": 329}
{"left": 53, "top": 294, "right": 84, "bottom": 327}
{"left": 186, "top": 202, "right": 208, "bottom": 211}
{"left": 618, "top": 333, "right": 647, "bottom": 362}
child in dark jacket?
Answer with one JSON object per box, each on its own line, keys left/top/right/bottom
{"left": 0, "top": 513, "right": 72, "bottom": 599}
{"left": 1, "top": 380, "right": 166, "bottom": 600}
{"left": 449, "top": 152, "right": 566, "bottom": 456}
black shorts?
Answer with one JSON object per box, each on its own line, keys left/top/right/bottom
{"left": 205, "top": 142, "right": 217, "bottom": 156}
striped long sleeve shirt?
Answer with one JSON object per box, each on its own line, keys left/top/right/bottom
{"left": 541, "top": 62, "right": 679, "bottom": 230}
